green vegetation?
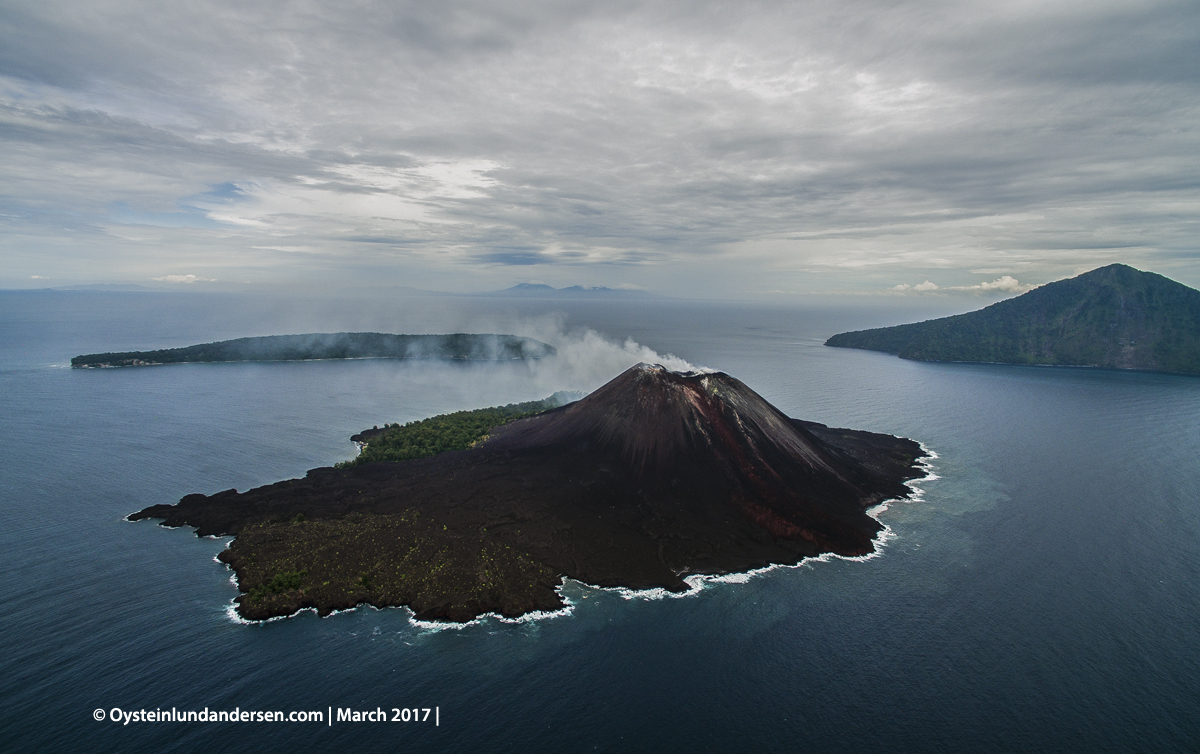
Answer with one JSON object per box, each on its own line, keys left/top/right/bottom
{"left": 826, "top": 264, "right": 1200, "bottom": 375}
{"left": 71, "top": 332, "right": 556, "bottom": 368}
{"left": 245, "top": 568, "right": 309, "bottom": 602}
{"left": 221, "top": 512, "right": 561, "bottom": 621}
{"left": 266, "top": 569, "right": 308, "bottom": 592}
{"left": 338, "top": 396, "right": 567, "bottom": 467}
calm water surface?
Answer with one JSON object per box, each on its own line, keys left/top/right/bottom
{"left": 1, "top": 290, "right": 1197, "bottom": 752}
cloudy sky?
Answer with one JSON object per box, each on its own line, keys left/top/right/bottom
{"left": 2, "top": 0, "right": 1197, "bottom": 296}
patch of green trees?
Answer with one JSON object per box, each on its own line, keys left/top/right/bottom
{"left": 337, "top": 397, "right": 560, "bottom": 467}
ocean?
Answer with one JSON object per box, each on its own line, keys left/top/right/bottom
{"left": 1, "top": 289, "right": 1198, "bottom": 752}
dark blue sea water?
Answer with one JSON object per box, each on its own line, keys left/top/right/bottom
{"left": 2, "top": 290, "right": 1198, "bottom": 752}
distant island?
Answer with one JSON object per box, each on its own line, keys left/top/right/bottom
{"left": 487, "top": 283, "right": 659, "bottom": 299}
{"left": 72, "top": 332, "right": 556, "bottom": 368}
{"left": 131, "top": 365, "right": 927, "bottom": 623}
{"left": 826, "top": 264, "right": 1200, "bottom": 375}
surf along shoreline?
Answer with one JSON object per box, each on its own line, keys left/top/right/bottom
{"left": 131, "top": 365, "right": 931, "bottom": 625}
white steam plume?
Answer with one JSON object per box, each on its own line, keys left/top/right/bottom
{"left": 529, "top": 328, "right": 707, "bottom": 395}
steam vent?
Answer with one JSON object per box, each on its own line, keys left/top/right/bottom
{"left": 133, "top": 364, "right": 927, "bottom": 622}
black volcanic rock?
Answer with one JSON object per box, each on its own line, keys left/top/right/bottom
{"left": 826, "top": 264, "right": 1200, "bottom": 375}
{"left": 132, "top": 365, "right": 926, "bottom": 622}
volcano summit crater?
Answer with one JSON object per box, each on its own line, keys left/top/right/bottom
{"left": 133, "top": 364, "right": 928, "bottom": 622}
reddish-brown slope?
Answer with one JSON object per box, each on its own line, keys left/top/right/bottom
{"left": 132, "top": 364, "right": 927, "bottom": 621}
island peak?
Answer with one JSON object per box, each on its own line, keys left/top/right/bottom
{"left": 132, "top": 365, "right": 927, "bottom": 623}
{"left": 826, "top": 264, "right": 1200, "bottom": 375}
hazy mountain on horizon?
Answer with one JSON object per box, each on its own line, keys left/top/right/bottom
{"left": 485, "top": 283, "right": 660, "bottom": 299}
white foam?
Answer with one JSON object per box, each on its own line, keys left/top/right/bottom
{"left": 224, "top": 603, "right": 253, "bottom": 624}
{"left": 565, "top": 441, "right": 939, "bottom": 604}
{"left": 219, "top": 444, "right": 940, "bottom": 629}
{"left": 408, "top": 603, "right": 578, "bottom": 632}
{"left": 216, "top": 569, "right": 580, "bottom": 631}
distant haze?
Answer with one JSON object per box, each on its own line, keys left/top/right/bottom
{"left": 2, "top": 1, "right": 1197, "bottom": 296}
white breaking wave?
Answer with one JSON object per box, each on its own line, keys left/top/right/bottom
{"left": 507, "top": 441, "right": 940, "bottom": 611}
{"left": 216, "top": 441, "right": 939, "bottom": 630}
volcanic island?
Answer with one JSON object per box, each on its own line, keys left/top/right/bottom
{"left": 826, "top": 264, "right": 1200, "bottom": 375}
{"left": 132, "top": 364, "right": 928, "bottom": 623}
{"left": 72, "top": 332, "right": 555, "bottom": 368}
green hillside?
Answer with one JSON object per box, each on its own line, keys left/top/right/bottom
{"left": 337, "top": 395, "right": 571, "bottom": 468}
{"left": 825, "top": 264, "right": 1200, "bottom": 375}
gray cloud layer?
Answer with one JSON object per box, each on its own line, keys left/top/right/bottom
{"left": 2, "top": 0, "right": 1198, "bottom": 294}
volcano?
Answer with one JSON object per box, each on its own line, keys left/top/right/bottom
{"left": 133, "top": 365, "right": 927, "bottom": 622}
